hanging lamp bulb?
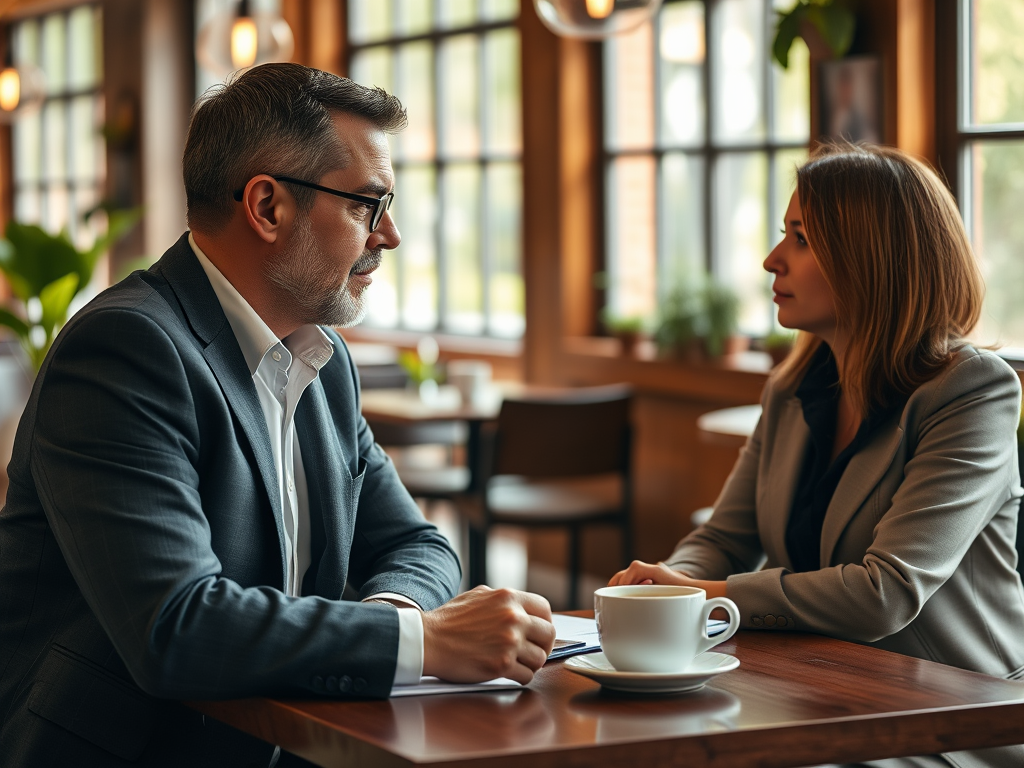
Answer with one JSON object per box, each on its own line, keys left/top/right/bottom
{"left": 0, "top": 34, "right": 45, "bottom": 123}
{"left": 533, "top": 0, "right": 664, "bottom": 40}
{"left": 196, "top": 0, "right": 294, "bottom": 79}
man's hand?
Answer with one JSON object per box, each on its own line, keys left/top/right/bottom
{"left": 421, "top": 586, "right": 556, "bottom": 685}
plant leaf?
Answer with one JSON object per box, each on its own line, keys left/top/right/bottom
{"left": 806, "top": 4, "right": 855, "bottom": 58}
{"left": 38, "top": 272, "right": 80, "bottom": 336}
{"left": 772, "top": 5, "right": 805, "bottom": 69}
{"left": 2, "top": 221, "right": 84, "bottom": 300}
{"left": 84, "top": 204, "right": 144, "bottom": 269}
{"left": 0, "top": 306, "right": 30, "bottom": 340}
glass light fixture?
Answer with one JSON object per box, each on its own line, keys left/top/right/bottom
{"left": 196, "top": 0, "right": 294, "bottom": 79}
{"left": 533, "top": 0, "right": 664, "bottom": 40}
{"left": 0, "top": 36, "right": 45, "bottom": 123}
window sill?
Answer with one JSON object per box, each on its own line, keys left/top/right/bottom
{"left": 556, "top": 336, "right": 770, "bottom": 405}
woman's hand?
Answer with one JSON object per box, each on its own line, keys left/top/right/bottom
{"left": 608, "top": 561, "right": 729, "bottom": 603}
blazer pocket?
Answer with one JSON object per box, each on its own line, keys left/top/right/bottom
{"left": 27, "top": 644, "right": 159, "bottom": 761}
{"left": 349, "top": 458, "right": 367, "bottom": 509}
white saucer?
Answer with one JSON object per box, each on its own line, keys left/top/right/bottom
{"left": 564, "top": 651, "right": 740, "bottom": 694}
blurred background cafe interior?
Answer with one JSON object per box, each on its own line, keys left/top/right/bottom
{"left": 0, "top": 0, "right": 1022, "bottom": 610}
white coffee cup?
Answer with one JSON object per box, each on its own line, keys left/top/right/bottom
{"left": 446, "top": 360, "right": 492, "bottom": 406}
{"left": 594, "top": 584, "right": 740, "bottom": 673}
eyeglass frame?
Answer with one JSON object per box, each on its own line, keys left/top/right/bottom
{"left": 232, "top": 175, "right": 395, "bottom": 232}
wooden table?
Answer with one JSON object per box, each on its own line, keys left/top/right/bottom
{"left": 696, "top": 404, "right": 762, "bottom": 449}
{"left": 191, "top": 627, "right": 1024, "bottom": 768}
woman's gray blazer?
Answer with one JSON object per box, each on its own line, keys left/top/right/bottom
{"left": 666, "top": 345, "right": 1024, "bottom": 768}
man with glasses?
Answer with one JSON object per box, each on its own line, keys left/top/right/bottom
{"left": 0, "top": 63, "right": 555, "bottom": 768}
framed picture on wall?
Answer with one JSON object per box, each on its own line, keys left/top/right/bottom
{"left": 819, "top": 56, "right": 882, "bottom": 144}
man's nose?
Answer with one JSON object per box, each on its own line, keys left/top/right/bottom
{"left": 369, "top": 209, "right": 401, "bottom": 251}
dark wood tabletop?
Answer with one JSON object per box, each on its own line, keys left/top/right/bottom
{"left": 190, "top": 626, "right": 1024, "bottom": 768}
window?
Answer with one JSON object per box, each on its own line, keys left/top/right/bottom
{"left": 602, "top": 0, "right": 808, "bottom": 336}
{"left": 951, "top": 0, "right": 1024, "bottom": 352}
{"left": 10, "top": 5, "right": 104, "bottom": 249}
{"left": 347, "top": 0, "right": 523, "bottom": 338}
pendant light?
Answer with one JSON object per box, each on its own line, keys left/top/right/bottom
{"left": 0, "top": 31, "right": 45, "bottom": 123}
{"left": 533, "top": 0, "right": 664, "bottom": 40}
{"left": 196, "top": 0, "right": 295, "bottom": 79}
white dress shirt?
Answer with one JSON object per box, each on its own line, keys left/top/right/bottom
{"left": 189, "top": 234, "right": 423, "bottom": 686}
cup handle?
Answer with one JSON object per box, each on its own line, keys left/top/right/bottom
{"left": 698, "top": 597, "right": 740, "bottom": 655}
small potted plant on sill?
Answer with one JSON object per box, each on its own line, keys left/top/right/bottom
{"left": 654, "top": 276, "right": 742, "bottom": 363}
{"left": 602, "top": 311, "right": 647, "bottom": 357}
{"left": 764, "top": 329, "right": 797, "bottom": 367}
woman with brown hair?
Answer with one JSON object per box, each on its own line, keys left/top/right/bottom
{"left": 612, "top": 143, "right": 1024, "bottom": 768}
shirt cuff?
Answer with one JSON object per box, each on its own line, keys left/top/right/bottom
{"left": 362, "top": 594, "right": 424, "bottom": 685}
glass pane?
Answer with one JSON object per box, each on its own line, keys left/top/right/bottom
{"left": 715, "top": 152, "right": 770, "bottom": 336}
{"left": 439, "top": 0, "right": 477, "bottom": 29}
{"left": 71, "top": 96, "right": 100, "bottom": 181}
{"left": 67, "top": 6, "right": 99, "bottom": 90}
{"left": 349, "top": 46, "right": 394, "bottom": 92}
{"left": 605, "top": 18, "right": 655, "bottom": 151}
{"left": 72, "top": 186, "right": 102, "bottom": 250}
{"left": 364, "top": 239, "right": 399, "bottom": 328}
{"left": 42, "top": 13, "right": 67, "bottom": 94}
{"left": 395, "top": 166, "right": 439, "bottom": 330}
{"left": 44, "top": 184, "right": 70, "bottom": 234}
{"left": 607, "top": 156, "right": 656, "bottom": 319}
{"left": 660, "top": 153, "right": 705, "bottom": 291}
{"left": 14, "top": 19, "right": 40, "bottom": 66}
{"left": 969, "top": 141, "right": 1024, "bottom": 348}
{"left": 481, "top": 0, "right": 519, "bottom": 22}
{"left": 658, "top": 1, "right": 705, "bottom": 147}
{"left": 711, "top": 0, "right": 765, "bottom": 143}
{"left": 14, "top": 189, "right": 40, "bottom": 224}
{"left": 772, "top": 39, "right": 809, "bottom": 141}
{"left": 484, "top": 29, "right": 521, "bottom": 155}
{"left": 770, "top": 148, "right": 806, "bottom": 253}
{"left": 13, "top": 111, "right": 42, "bottom": 184}
{"left": 395, "top": 42, "right": 435, "bottom": 162}
{"left": 43, "top": 101, "right": 67, "bottom": 183}
{"left": 487, "top": 162, "right": 523, "bottom": 337}
{"left": 349, "top": 0, "right": 393, "bottom": 44}
{"left": 395, "top": 0, "right": 433, "bottom": 36}
{"left": 443, "top": 164, "right": 483, "bottom": 334}
{"left": 440, "top": 35, "right": 480, "bottom": 159}
{"left": 968, "top": 0, "right": 1024, "bottom": 126}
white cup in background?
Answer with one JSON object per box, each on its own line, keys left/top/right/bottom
{"left": 446, "top": 360, "right": 492, "bottom": 406}
{"left": 594, "top": 584, "right": 739, "bottom": 673}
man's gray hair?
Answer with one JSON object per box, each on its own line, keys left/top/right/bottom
{"left": 183, "top": 63, "right": 406, "bottom": 234}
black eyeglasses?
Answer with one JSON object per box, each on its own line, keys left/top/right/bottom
{"left": 232, "top": 175, "right": 395, "bottom": 232}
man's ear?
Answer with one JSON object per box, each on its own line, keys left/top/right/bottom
{"left": 240, "top": 175, "right": 293, "bottom": 244}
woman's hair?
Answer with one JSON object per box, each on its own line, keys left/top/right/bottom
{"left": 774, "top": 142, "right": 984, "bottom": 415}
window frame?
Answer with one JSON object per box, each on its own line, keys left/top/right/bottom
{"left": 345, "top": 5, "right": 523, "bottom": 340}
{"left": 600, "top": 0, "right": 809, "bottom": 336}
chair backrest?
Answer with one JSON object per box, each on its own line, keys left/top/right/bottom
{"left": 489, "top": 384, "right": 632, "bottom": 479}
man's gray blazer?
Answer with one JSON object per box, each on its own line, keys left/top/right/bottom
{"left": 0, "top": 233, "right": 461, "bottom": 767}
{"left": 668, "top": 345, "right": 1024, "bottom": 768}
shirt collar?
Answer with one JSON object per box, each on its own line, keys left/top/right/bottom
{"left": 188, "top": 233, "right": 334, "bottom": 375}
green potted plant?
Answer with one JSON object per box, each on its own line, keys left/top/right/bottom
{"left": 773, "top": 0, "right": 856, "bottom": 68}
{"left": 602, "top": 311, "right": 647, "bottom": 357}
{"left": 654, "top": 277, "right": 741, "bottom": 362}
{"left": 701, "top": 281, "right": 740, "bottom": 359}
{"left": 0, "top": 208, "right": 140, "bottom": 372}
{"left": 764, "top": 328, "right": 797, "bottom": 366}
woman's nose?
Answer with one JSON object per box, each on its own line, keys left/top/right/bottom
{"left": 764, "top": 243, "right": 784, "bottom": 275}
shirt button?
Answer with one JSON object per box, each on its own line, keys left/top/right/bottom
{"left": 776, "top": 616, "right": 788, "bottom": 628}
{"left": 272, "top": 350, "right": 282, "bottom": 362}
{"left": 288, "top": 479, "right": 295, "bottom": 492}
{"left": 764, "top": 614, "right": 777, "bottom": 627}
{"left": 325, "top": 675, "right": 339, "bottom": 693}
{"left": 339, "top": 675, "right": 353, "bottom": 693}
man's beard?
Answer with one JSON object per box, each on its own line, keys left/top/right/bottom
{"left": 264, "top": 216, "right": 382, "bottom": 328}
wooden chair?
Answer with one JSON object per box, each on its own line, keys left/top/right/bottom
{"left": 460, "top": 384, "right": 633, "bottom": 609}
{"left": 366, "top": 419, "right": 470, "bottom": 505}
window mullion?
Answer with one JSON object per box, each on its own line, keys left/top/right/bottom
{"left": 702, "top": 0, "right": 714, "bottom": 276}
{"left": 478, "top": 31, "right": 492, "bottom": 336}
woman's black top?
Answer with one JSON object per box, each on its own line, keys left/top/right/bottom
{"left": 785, "top": 344, "right": 902, "bottom": 573}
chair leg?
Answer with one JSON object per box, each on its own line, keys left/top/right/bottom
{"left": 468, "top": 525, "right": 488, "bottom": 588}
{"left": 568, "top": 525, "right": 581, "bottom": 611}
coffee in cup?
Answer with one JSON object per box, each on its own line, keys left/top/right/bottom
{"left": 594, "top": 585, "right": 739, "bottom": 673}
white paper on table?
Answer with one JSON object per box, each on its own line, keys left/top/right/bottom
{"left": 390, "top": 676, "right": 522, "bottom": 698}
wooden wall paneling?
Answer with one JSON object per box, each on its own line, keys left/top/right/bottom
{"left": 933, "top": 0, "right": 958, "bottom": 190}
{"left": 896, "top": 0, "right": 936, "bottom": 163}
{"left": 309, "top": 0, "right": 343, "bottom": 75}
{"left": 281, "top": 0, "right": 309, "bottom": 68}
{"left": 520, "top": 2, "right": 563, "bottom": 386}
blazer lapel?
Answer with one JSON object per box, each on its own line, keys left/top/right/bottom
{"left": 154, "top": 235, "right": 288, "bottom": 579}
{"left": 820, "top": 415, "right": 905, "bottom": 565}
{"left": 295, "top": 379, "right": 351, "bottom": 600}
{"left": 763, "top": 396, "right": 808, "bottom": 571}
